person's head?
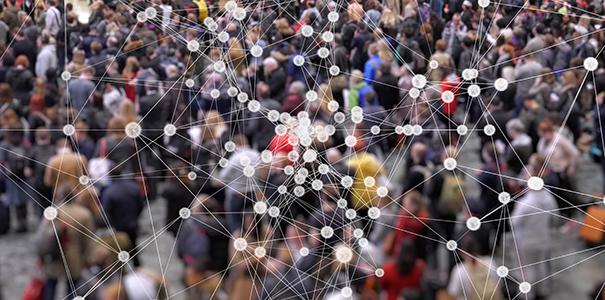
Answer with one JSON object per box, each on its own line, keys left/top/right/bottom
{"left": 350, "top": 70, "right": 363, "bottom": 85}
{"left": 396, "top": 239, "right": 417, "bottom": 274}
{"left": 506, "top": 118, "right": 525, "bottom": 138}
{"left": 145, "top": 78, "right": 159, "bottom": 94}
{"left": 263, "top": 57, "right": 279, "bottom": 73}
{"left": 435, "top": 39, "right": 447, "bottom": 52}
{"left": 402, "top": 190, "right": 423, "bottom": 214}
{"left": 528, "top": 153, "right": 546, "bottom": 177}
{"left": 91, "top": 41, "right": 103, "bottom": 55}
{"left": 538, "top": 118, "right": 556, "bottom": 140}
{"left": 165, "top": 64, "right": 178, "bottom": 78}
{"left": 0, "top": 83, "right": 13, "bottom": 103}
{"left": 452, "top": 13, "right": 461, "bottom": 25}
{"left": 367, "top": 43, "right": 379, "bottom": 56}
{"left": 288, "top": 81, "right": 306, "bottom": 95}
{"left": 14, "top": 55, "right": 29, "bottom": 69}
{"left": 410, "top": 142, "right": 427, "bottom": 164}
{"left": 4, "top": 122, "right": 23, "bottom": 144}
{"left": 107, "top": 116, "right": 127, "bottom": 138}
{"left": 257, "top": 82, "right": 270, "bottom": 99}
{"left": 35, "top": 127, "right": 51, "bottom": 145}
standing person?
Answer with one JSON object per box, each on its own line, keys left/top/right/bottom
{"left": 67, "top": 67, "right": 96, "bottom": 119}
{"left": 36, "top": 184, "right": 95, "bottom": 300}
{"left": 6, "top": 55, "right": 34, "bottom": 104}
{"left": 35, "top": 34, "right": 58, "bottom": 80}
{"left": 381, "top": 239, "right": 426, "bottom": 300}
{"left": 27, "top": 127, "right": 55, "bottom": 215}
{"left": 44, "top": 0, "right": 62, "bottom": 37}
{"left": 44, "top": 139, "right": 88, "bottom": 194}
{"left": 0, "top": 122, "right": 30, "bottom": 232}
{"left": 100, "top": 165, "right": 145, "bottom": 267}
{"left": 510, "top": 154, "right": 558, "bottom": 299}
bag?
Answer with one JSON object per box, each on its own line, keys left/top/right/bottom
{"left": 22, "top": 261, "right": 45, "bottom": 300}
{"left": 438, "top": 173, "right": 465, "bottom": 216}
{"left": 580, "top": 205, "right": 605, "bottom": 245}
{"left": 34, "top": 219, "right": 68, "bottom": 261}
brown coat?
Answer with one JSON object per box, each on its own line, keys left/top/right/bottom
{"left": 44, "top": 152, "right": 88, "bottom": 192}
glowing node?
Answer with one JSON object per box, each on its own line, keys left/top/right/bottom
{"left": 213, "top": 61, "right": 226, "bottom": 73}
{"left": 284, "top": 165, "right": 294, "bottom": 175}
{"left": 73, "top": 297, "right": 85, "bottom": 300}
{"left": 248, "top": 100, "right": 260, "bottom": 112}
{"left": 233, "top": 238, "right": 248, "bottom": 251}
{"left": 318, "top": 164, "right": 330, "bottom": 175}
{"left": 412, "top": 75, "right": 427, "bottom": 89}
{"left": 187, "top": 40, "right": 200, "bottom": 52}
{"left": 341, "top": 176, "right": 353, "bottom": 188}
{"left": 43, "top": 207, "right": 58, "bottom": 221}
{"left": 441, "top": 90, "right": 455, "bottom": 103}
{"left": 528, "top": 176, "right": 544, "bottom": 191}
{"left": 218, "top": 158, "right": 228, "bottom": 168}
{"left": 144, "top": 7, "right": 157, "bottom": 19}
{"left": 254, "top": 247, "right": 266, "bottom": 258}
{"left": 403, "top": 125, "right": 413, "bottom": 136}
{"left": 364, "top": 176, "right": 375, "bottom": 187}
{"left": 494, "top": 78, "right": 509, "bottom": 91}
{"left": 63, "top": 124, "right": 75, "bottom": 136}
{"left": 466, "top": 217, "right": 481, "bottom": 231}
{"left": 478, "top": 0, "right": 490, "bottom": 7}
{"left": 429, "top": 60, "right": 439, "bottom": 69}
{"left": 359, "top": 238, "right": 369, "bottom": 247}
{"left": 321, "top": 226, "right": 334, "bottom": 239}
{"left": 243, "top": 166, "right": 255, "bottom": 177}
{"left": 277, "top": 185, "right": 287, "bottom": 194}
{"left": 233, "top": 7, "right": 246, "bottom": 20}
{"left": 294, "top": 185, "right": 305, "bottom": 196}
{"left": 125, "top": 122, "right": 141, "bottom": 138}
{"left": 311, "top": 180, "right": 323, "bottom": 191}
{"left": 337, "top": 198, "right": 347, "bottom": 208}
{"left": 519, "top": 282, "right": 531, "bottom": 294}
{"left": 268, "top": 206, "right": 280, "bottom": 218}
{"left": 136, "top": 11, "right": 147, "bottom": 23}
{"left": 327, "top": 100, "right": 339, "bottom": 111}
{"left": 301, "top": 25, "right": 313, "bottom": 37}
{"left": 179, "top": 207, "right": 191, "bottom": 219}
{"left": 377, "top": 186, "right": 389, "bottom": 197}
{"left": 185, "top": 79, "right": 195, "bottom": 88}
{"left": 299, "top": 247, "right": 309, "bottom": 256}
{"left": 584, "top": 57, "right": 599, "bottom": 71}
{"left": 341, "top": 287, "right": 352, "bottom": 297}
{"left": 345, "top": 135, "right": 357, "bottom": 147}
{"left": 328, "top": 11, "right": 339, "bottom": 22}
{"left": 79, "top": 175, "right": 90, "bottom": 186}
{"left": 483, "top": 124, "right": 496, "bottom": 136}
{"left": 187, "top": 171, "right": 197, "bottom": 181}
{"left": 499, "top": 192, "right": 511, "bottom": 204}
{"left": 335, "top": 245, "right": 353, "bottom": 263}
{"left": 250, "top": 45, "right": 263, "bottom": 57}
{"left": 446, "top": 240, "right": 458, "bottom": 251}
{"left": 287, "top": 150, "right": 299, "bottom": 161}
{"left": 370, "top": 125, "right": 381, "bottom": 135}
{"left": 224, "top": 0, "right": 236, "bottom": 12}
{"left": 409, "top": 87, "right": 420, "bottom": 99}
{"left": 227, "top": 86, "right": 238, "bottom": 97}
{"left": 443, "top": 157, "right": 457, "bottom": 170}
{"left": 468, "top": 84, "right": 481, "bottom": 97}
{"left": 375, "top": 268, "right": 385, "bottom": 277}
{"left": 210, "top": 89, "right": 220, "bottom": 99}
{"left": 353, "top": 228, "right": 364, "bottom": 238}
{"left": 218, "top": 31, "right": 229, "bottom": 43}
{"left": 368, "top": 207, "right": 381, "bottom": 219}
{"left": 237, "top": 92, "right": 249, "bottom": 103}
{"left": 322, "top": 31, "right": 334, "bottom": 42}
{"left": 496, "top": 265, "right": 509, "bottom": 278}
{"left": 457, "top": 124, "right": 468, "bottom": 135}
{"left": 412, "top": 125, "right": 423, "bottom": 136}
{"left": 306, "top": 90, "right": 318, "bottom": 102}
{"left": 318, "top": 47, "right": 329, "bottom": 58}
{"left": 163, "top": 124, "right": 176, "bottom": 137}
{"left": 329, "top": 65, "right": 340, "bottom": 76}
{"left": 462, "top": 68, "right": 478, "bottom": 81}
{"left": 61, "top": 71, "right": 71, "bottom": 81}
{"left": 345, "top": 209, "right": 357, "bottom": 220}
{"left": 224, "top": 141, "right": 236, "bottom": 152}
{"left": 118, "top": 251, "right": 130, "bottom": 262}
{"left": 293, "top": 55, "right": 305, "bottom": 66}
{"left": 395, "top": 126, "right": 404, "bottom": 134}
{"left": 334, "top": 112, "right": 346, "bottom": 124}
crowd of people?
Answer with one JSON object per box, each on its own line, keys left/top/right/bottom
{"left": 0, "top": 0, "right": 605, "bottom": 299}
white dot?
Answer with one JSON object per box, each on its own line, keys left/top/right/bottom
{"left": 243, "top": 166, "right": 255, "bottom": 177}
{"left": 341, "top": 176, "right": 353, "bottom": 188}
{"left": 43, "top": 207, "right": 58, "bottom": 221}
{"left": 322, "top": 31, "right": 334, "bottom": 42}
{"left": 301, "top": 25, "right": 314, "bottom": 37}
{"left": 224, "top": 0, "right": 236, "bottom": 12}
{"left": 136, "top": 11, "right": 147, "bottom": 23}
{"left": 528, "top": 176, "right": 544, "bottom": 191}
{"left": 63, "top": 124, "right": 75, "bottom": 136}
{"left": 125, "top": 122, "right": 141, "bottom": 138}
{"left": 409, "top": 87, "right": 421, "bottom": 99}
{"left": 317, "top": 47, "right": 330, "bottom": 59}
{"left": 61, "top": 71, "right": 71, "bottom": 81}
{"left": 483, "top": 124, "right": 496, "bottom": 136}
{"left": 79, "top": 175, "right": 90, "bottom": 186}
{"left": 494, "top": 78, "right": 508, "bottom": 91}
{"left": 468, "top": 84, "right": 481, "bottom": 97}
{"left": 602, "top": 196, "right": 605, "bottom": 206}
{"left": 144, "top": 7, "right": 157, "bottom": 19}
{"left": 334, "top": 112, "right": 346, "bottom": 124}
{"left": 233, "top": 238, "right": 248, "bottom": 251}
{"left": 237, "top": 92, "right": 249, "bottom": 103}
{"left": 284, "top": 165, "right": 294, "bottom": 175}
{"left": 345, "top": 209, "right": 357, "bottom": 220}
{"left": 351, "top": 114, "right": 364, "bottom": 124}
{"left": 327, "top": 100, "right": 339, "bottom": 112}
{"left": 294, "top": 185, "right": 305, "bottom": 196}
{"left": 370, "top": 125, "right": 381, "bottom": 135}
{"left": 293, "top": 55, "right": 305, "bottom": 66}
{"left": 224, "top": 141, "right": 236, "bottom": 152}
{"left": 334, "top": 245, "right": 353, "bottom": 263}
{"left": 218, "top": 31, "right": 229, "bottom": 43}
{"left": 584, "top": 57, "right": 599, "bottom": 71}
{"left": 345, "top": 136, "right": 357, "bottom": 147}
{"left": 337, "top": 198, "right": 347, "bottom": 208}
{"left": 268, "top": 206, "right": 280, "bottom": 218}
{"left": 179, "top": 207, "right": 191, "bottom": 219}
{"left": 498, "top": 192, "right": 511, "bottom": 204}
{"left": 353, "top": 228, "right": 364, "bottom": 238}
{"left": 213, "top": 61, "right": 226, "bottom": 73}
{"left": 462, "top": 68, "right": 478, "bottom": 81}
{"left": 306, "top": 90, "right": 318, "bottom": 102}
{"left": 478, "top": 0, "right": 490, "bottom": 7}
{"left": 227, "top": 86, "right": 239, "bottom": 97}
{"left": 287, "top": 150, "right": 299, "bottom": 161}
{"left": 311, "top": 180, "right": 323, "bottom": 191}
{"left": 254, "top": 247, "right": 266, "bottom": 258}
{"left": 412, "top": 124, "right": 423, "bottom": 136}
{"left": 441, "top": 90, "right": 455, "bottom": 103}
{"left": 163, "top": 124, "right": 176, "bottom": 137}
{"left": 233, "top": 7, "right": 246, "bottom": 20}
{"left": 187, "top": 171, "right": 197, "bottom": 181}
{"left": 466, "top": 217, "right": 481, "bottom": 231}
{"left": 375, "top": 268, "right": 385, "bottom": 277}
{"left": 443, "top": 157, "right": 457, "bottom": 170}
{"left": 118, "top": 251, "right": 130, "bottom": 262}
{"left": 496, "top": 265, "right": 509, "bottom": 278}
{"left": 210, "top": 89, "right": 220, "bottom": 99}
{"left": 219, "top": 158, "right": 228, "bottom": 167}
{"left": 185, "top": 79, "right": 195, "bottom": 88}
{"left": 403, "top": 125, "right": 413, "bottom": 136}
{"left": 318, "top": 164, "right": 330, "bottom": 175}
{"left": 320, "top": 226, "right": 334, "bottom": 239}
{"left": 519, "top": 282, "right": 532, "bottom": 294}
{"left": 446, "top": 240, "right": 458, "bottom": 251}
{"left": 299, "top": 247, "right": 309, "bottom": 256}
{"left": 187, "top": 40, "right": 200, "bottom": 52}
{"left": 368, "top": 207, "right": 381, "bottom": 219}
{"left": 329, "top": 65, "right": 340, "bottom": 76}
{"left": 429, "top": 60, "right": 439, "bottom": 69}
{"left": 457, "top": 124, "right": 468, "bottom": 135}
{"left": 358, "top": 238, "right": 369, "bottom": 247}
{"left": 363, "top": 176, "right": 375, "bottom": 187}
{"left": 341, "top": 287, "right": 352, "bottom": 297}
{"left": 377, "top": 186, "right": 389, "bottom": 197}
{"left": 395, "top": 126, "right": 404, "bottom": 134}
{"left": 277, "top": 185, "right": 287, "bottom": 194}
{"left": 248, "top": 100, "right": 260, "bottom": 112}
{"left": 250, "top": 45, "right": 263, "bottom": 57}
{"left": 328, "top": 11, "right": 339, "bottom": 22}
{"left": 412, "top": 75, "right": 427, "bottom": 89}
{"left": 73, "top": 296, "right": 85, "bottom": 300}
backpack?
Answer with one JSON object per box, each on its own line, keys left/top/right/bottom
{"left": 438, "top": 172, "right": 465, "bottom": 216}
{"left": 34, "top": 219, "right": 68, "bottom": 262}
